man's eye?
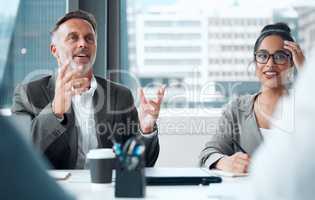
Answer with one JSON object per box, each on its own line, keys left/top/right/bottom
{"left": 68, "top": 34, "right": 78, "bottom": 41}
{"left": 86, "top": 36, "right": 95, "bottom": 43}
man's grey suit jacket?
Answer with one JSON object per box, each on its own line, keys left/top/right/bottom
{"left": 12, "top": 75, "right": 159, "bottom": 169}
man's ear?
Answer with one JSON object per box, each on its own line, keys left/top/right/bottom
{"left": 50, "top": 44, "right": 58, "bottom": 59}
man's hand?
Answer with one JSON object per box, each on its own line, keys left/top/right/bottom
{"left": 215, "top": 152, "right": 250, "bottom": 173}
{"left": 52, "top": 61, "right": 90, "bottom": 118}
{"left": 138, "top": 86, "right": 166, "bottom": 134}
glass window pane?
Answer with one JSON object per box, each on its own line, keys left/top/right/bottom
{"left": 0, "top": 0, "right": 66, "bottom": 108}
{"left": 0, "top": 0, "right": 20, "bottom": 106}
{"left": 126, "top": 0, "right": 315, "bottom": 109}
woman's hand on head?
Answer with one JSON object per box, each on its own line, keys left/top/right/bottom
{"left": 284, "top": 40, "right": 305, "bottom": 69}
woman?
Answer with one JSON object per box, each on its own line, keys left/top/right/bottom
{"left": 199, "top": 22, "right": 305, "bottom": 173}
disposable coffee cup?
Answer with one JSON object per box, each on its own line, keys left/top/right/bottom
{"left": 87, "top": 148, "right": 116, "bottom": 184}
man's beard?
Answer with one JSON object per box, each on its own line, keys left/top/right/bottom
{"left": 59, "top": 50, "right": 94, "bottom": 75}
{"left": 69, "top": 60, "right": 92, "bottom": 75}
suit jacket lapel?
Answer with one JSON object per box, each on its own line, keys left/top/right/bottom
{"left": 41, "top": 75, "right": 55, "bottom": 103}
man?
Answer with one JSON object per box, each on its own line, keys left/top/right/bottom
{"left": 12, "top": 10, "right": 164, "bottom": 169}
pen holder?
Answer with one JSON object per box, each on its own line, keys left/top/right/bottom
{"left": 115, "top": 163, "right": 146, "bottom": 198}
{"left": 114, "top": 137, "right": 146, "bottom": 198}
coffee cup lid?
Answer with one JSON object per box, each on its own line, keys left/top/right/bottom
{"left": 87, "top": 148, "right": 115, "bottom": 159}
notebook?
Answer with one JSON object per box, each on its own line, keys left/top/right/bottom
{"left": 48, "top": 171, "right": 71, "bottom": 180}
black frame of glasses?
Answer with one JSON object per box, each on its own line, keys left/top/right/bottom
{"left": 254, "top": 49, "right": 292, "bottom": 65}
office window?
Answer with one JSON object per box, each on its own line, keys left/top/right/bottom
{"left": 144, "top": 33, "right": 201, "bottom": 40}
{"left": 144, "top": 21, "right": 173, "bottom": 27}
{"left": 0, "top": 0, "right": 20, "bottom": 109}
{"left": 144, "top": 59, "right": 201, "bottom": 66}
{"left": 0, "top": 0, "right": 66, "bottom": 108}
{"left": 144, "top": 20, "right": 200, "bottom": 28}
{"left": 126, "top": 0, "right": 315, "bottom": 110}
{"left": 144, "top": 46, "right": 201, "bottom": 53}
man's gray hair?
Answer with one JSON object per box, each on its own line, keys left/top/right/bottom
{"left": 50, "top": 10, "right": 97, "bottom": 43}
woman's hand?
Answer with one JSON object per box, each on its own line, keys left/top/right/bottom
{"left": 215, "top": 152, "right": 250, "bottom": 173}
{"left": 284, "top": 40, "right": 305, "bottom": 69}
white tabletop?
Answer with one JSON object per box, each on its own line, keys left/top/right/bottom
{"left": 52, "top": 168, "right": 254, "bottom": 200}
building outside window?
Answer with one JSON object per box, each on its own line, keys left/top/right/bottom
{"left": 0, "top": 0, "right": 66, "bottom": 108}
{"left": 126, "top": 0, "right": 315, "bottom": 112}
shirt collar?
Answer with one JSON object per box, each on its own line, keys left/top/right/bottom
{"left": 84, "top": 75, "right": 97, "bottom": 97}
{"left": 72, "top": 75, "right": 97, "bottom": 103}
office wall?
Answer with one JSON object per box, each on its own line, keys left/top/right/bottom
{"left": 155, "top": 109, "right": 221, "bottom": 167}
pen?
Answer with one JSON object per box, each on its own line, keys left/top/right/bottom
{"left": 231, "top": 138, "right": 247, "bottom": 154}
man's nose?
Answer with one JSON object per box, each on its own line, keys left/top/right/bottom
{"left": 78, "top": 38, "right": 87, "bottom": 48}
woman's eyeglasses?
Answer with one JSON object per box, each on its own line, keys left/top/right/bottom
{"left": 255, "top": 50, "right": 291, "bottom": 65}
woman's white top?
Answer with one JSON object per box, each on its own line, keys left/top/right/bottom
{"left": 250, "top": 57, "right": 315, "bottom": 200}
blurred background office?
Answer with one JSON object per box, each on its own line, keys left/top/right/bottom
{"left": 1, "top": 0, "right": 315, "bottom": 167}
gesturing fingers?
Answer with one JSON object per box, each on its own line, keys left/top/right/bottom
{"left": 62, "top": 68, "right": 85, "bottom": 87}
{"left": 63, "top": 77, "right": 90, "bottom": 96}
{"left": 144, "top": 100, "right": 160, "bottom": 116}
{"left": 73, "top": 87, "right": 89, "bottom": 96}
{"left": 57, "top": 60, "right": 70, "bottom": 81}
{"left": 141, "top": 98, "right": 156, "bottom": 110}
{"left": 62, "top": 70, "right": 77, "bottom": 85}
{"left": 156, "top": 85, "right": 166, "bottom": 105}
{"left": 139, "top": 86, "right": 166, "bottom": 105}
{"left": 139, "top": 88, "right": 148, "bottom": 105}
{"left": 72, "top": 78, "right": 89, "bottom": 89}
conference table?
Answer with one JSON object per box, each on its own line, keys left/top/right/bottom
{"left": 53, "top": 168, "right": 254, "bottom": 200}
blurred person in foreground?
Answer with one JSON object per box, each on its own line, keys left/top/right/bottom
{"left": 250, "top": 49, "right": 315, "bottom": 200}
{"left": 0, "top": 116, "right": 75, "bottom": 200}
